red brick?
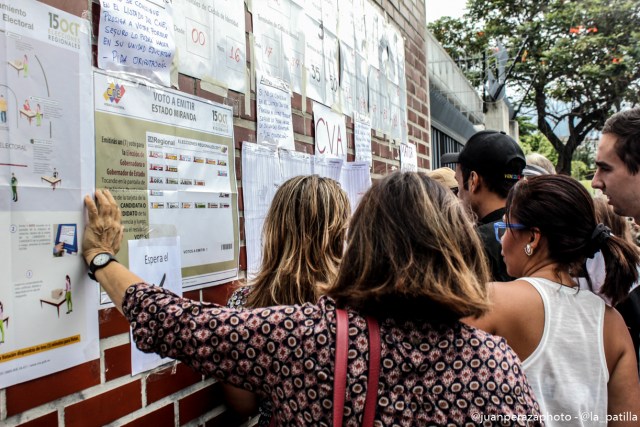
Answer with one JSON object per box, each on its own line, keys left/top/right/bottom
{"left": 237, "top": 186, "right": 244, "bottom": 211}
{"left": 121, "top": 404, "right": 174, "bottom": 427}
{"left": 104, "top": 343, "right": 132, "bottom": 381}
{"left": 239, "top": 246, "right": 247, "bottom": 271}
{"left": 291, "top": 93, "right": 303, "bottom": 111}
{"left": 294, "top": 140, "right": 313, "bottom": 154}
{"left": 16, "top": 412, "right": 58, "bottom": 427}
{"left": 292, "top": 112, "right": 305, "bottom": 135}
{"left": 39, "top": 0, "right": 85, "bottom": 16}
{"left": 234, "top": 125, "right": 256, "bottom": 147}
{"left": 178, "top": 74, "right": 196, "bottom": 95}
{"left": 179, "top": 382, "right": 224, "bottom": 425}
{"left": 65, "top": 381, "right": 141, "bottom": 427}
{"left": 372, "top": 160, "right": 388, "bottom": 175}
{"left": 6, "top": 360, "right": 100, "bottom": 415}
{"left": 239, "top": 216, "right": 245, "bottom": 241}
{"left": 184, "top": 289, "right": 201, "bottom": 301}
{"left": 202, "top": 282, "right": 239, "bottom": 306}
{"left": 100, "top": 307, "right": 130, "bottom": 339}
{"left": 196, "top": 84, "right": 225, "bottom": 104}
{"left": 146, "top": 362, "right": 203, "bottom": 404}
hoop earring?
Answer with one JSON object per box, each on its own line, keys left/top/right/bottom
{"left": 525, "top": 244, "right": 533, "bottom": 257}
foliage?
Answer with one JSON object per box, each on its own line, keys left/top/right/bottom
{"left": 519, "top": 131, "right": 557, "bottom": 164}
{"left": 428, "top": 0, "right": 640, "bottom": 174}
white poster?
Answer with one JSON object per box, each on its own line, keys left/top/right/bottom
{"left": 339, "top": 44, "right": 357, "bottom": 116}
{"left": 400, "top": 141, "right": 418, "bottom": 172}
{"left": 313, "top": 102, "right": 347, "bottom": 161}
{"left": 173, "top": 0, "right": 246, "bottom": 92}
{"left": 303, "top": 14, "right": 326, "bottom": 103}
{"left": 253, "top": 0, "right": 305, "bottom": 94}
{"left": 257, "top": 72, "right": 295, "bottom": 150}
{"left": 323, "top": 31, "right": 340, "bottom": 109}
{"left": 0, "top": 0, "right": 98, "bottom": 388}
{"left": 241, "top": 142, "right": 281, "bottom": 276}
{"left": 128, "top": 237, "right": 182, "bottom": 375}
{"left": 354, "top": 113, "right": 372, "bottom": 166}
{"left": 93, "top": 70, "right": 239, "bottom": 296}
{"left": 339, "top": 161, "right": 371, "bottom": 213}
{"left": 279, "top": 149, "right": 313, "bottom": 181}
{"left": 97, "top": 0, "right": 175, "bottom": 87}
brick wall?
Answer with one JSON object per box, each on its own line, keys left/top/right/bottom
{"left": 0, "top": 0, "right": 429, "bottom": 426}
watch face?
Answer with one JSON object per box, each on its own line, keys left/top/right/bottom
{"left": 93, "top": 253, "right": 111, "bottom": 266}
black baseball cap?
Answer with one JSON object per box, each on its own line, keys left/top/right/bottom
{"left": 440, "top": 130, "right": 526, "bottom": 180}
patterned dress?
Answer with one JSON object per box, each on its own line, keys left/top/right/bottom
{"left": 227, "top": 286, "right": 273, "bottom": 427}
{"left": 124, "top": 283, "right": 542, "bottom": 426}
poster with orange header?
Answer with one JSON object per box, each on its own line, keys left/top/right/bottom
{"left": 0, "top": 0, "right": 99, "bottom": 388}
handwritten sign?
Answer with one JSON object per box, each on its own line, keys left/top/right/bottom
{"left": 313, "top": 102, "right": 347, "bottom": 161}
{"left": 354, "top": 113, "right": 372, "bottom": 166}
{"left": 400, "top": 141, "right": 418, "bottom": 172}
{"left": 257, "top": 72, "right": 295, "bottom": 150}
{"left": 98, "top": 0, "right": 175, "bottom": 87}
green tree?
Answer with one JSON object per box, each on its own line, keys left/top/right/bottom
{"left": 428, "top": 0, "right": 640, "bottom": 174}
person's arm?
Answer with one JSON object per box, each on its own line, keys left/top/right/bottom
{"left": 83, "top": 189, "right": 143, "bottom": 313}
{"left": 603, "top": 306, "right": 640, "bottom": 426}
{"left": 462, "top": 282, "right": 498, "bottom": 334}
{"left": 221, "top": 384, "right": 259, "bottom": 417}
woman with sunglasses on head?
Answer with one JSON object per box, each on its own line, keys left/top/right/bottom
{"left": 466, "top": 174, "right": 640, "bottom": 426}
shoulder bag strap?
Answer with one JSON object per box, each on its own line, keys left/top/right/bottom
{"left": 362, "top": 316, "right": 380, "bottom": 427}
{"left": 333, "top": 308, "right": 349, "bottom": 427}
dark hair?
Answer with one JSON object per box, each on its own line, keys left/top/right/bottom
{"left": 461, "top": 162, "right": 520, "bottom": 198}
{"left": 602, "top": 108, "right": 640, "bottom": 175}
{"left": 325, "top": 172, "right": 491, "bottom": 321}
{"left": 506, "top": 175, "right": 639, "bottom": 305}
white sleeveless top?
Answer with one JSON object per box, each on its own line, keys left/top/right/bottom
{"left": 520, "top": 277, "right": 608, "bottom": 426}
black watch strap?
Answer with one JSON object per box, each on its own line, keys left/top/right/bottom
{"left": 88, "top": 253, "right": 117, "bottom": 281}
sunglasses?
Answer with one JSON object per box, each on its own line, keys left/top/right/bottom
{"left": 493, "top": 221, "right": 528, "bottom": 243}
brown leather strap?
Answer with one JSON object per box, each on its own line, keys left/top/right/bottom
{"left": 333, "top": 308, "right": 349, "bottom": 427}
{"left": 363, "top": 316, "right": 380, "bottom": 426}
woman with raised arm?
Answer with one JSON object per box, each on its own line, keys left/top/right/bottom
{"left": 466, "top": 174, "right": 640, "bottom": 426}
{"left": 83, "top": 172, "right": 541, "bottom": 426}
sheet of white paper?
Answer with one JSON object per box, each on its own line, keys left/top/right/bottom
{"left": 279, "top": 149, "right": 313, "bottom": 181}
{"left": 253, "top": 0, "right": 305, "bottom": 94}
{"left": 313, "top": 102, "right": 347, "bottom": 161}
{"left": 257, "top": 72, "right": 295, "bottom": 150}
{"left": 173, "top": 0, "right": 246, "bottom": 92}
{"left": 354, "top": 113, "right": 372, "bottom": 166}
{"left": 313, "top": 157, "right": 343, "bottom": 181}
{"left": 303, "top": 14, "right": 326, "bottom": 103}
{"left": 241, "top": 142, "right": 281, "bottom": 276}
{"left": 339, "top": 44, "right": 357, "bottom": 116}
{"left": 339, "top": 162, "right": 371, "bottom": 213}
{"left": 128, "top": 237, "right": 182, "bottom": 376}
{"left": 97, "top": 0, "right": 175, "bottom": 87}
{"left": 0, "top": 0, "right": 98, "bottom": 388}
{"left": 94, "top": 71, "right": 239, "bottom": 299}
{"left": 400, "top": 141, "right": 418, "bottom": 172}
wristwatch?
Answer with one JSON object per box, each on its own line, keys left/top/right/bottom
{"left": 88, "top": 252, "right": 117, "bottom": 281}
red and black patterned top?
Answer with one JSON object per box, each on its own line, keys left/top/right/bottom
{"left": 124, "top": 283, "right": 542, "bottom": 427}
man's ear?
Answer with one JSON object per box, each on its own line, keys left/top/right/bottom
{"left": 469, "top": 171, "right": 480, "bottom": 193}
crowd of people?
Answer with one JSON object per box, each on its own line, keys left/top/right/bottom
{"left": 81, "top": 108, "right": 640, "bottom": 426}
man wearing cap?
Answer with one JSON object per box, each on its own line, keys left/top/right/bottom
{"left": 441, "top": 130, "right": 526, "bottom": 282}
